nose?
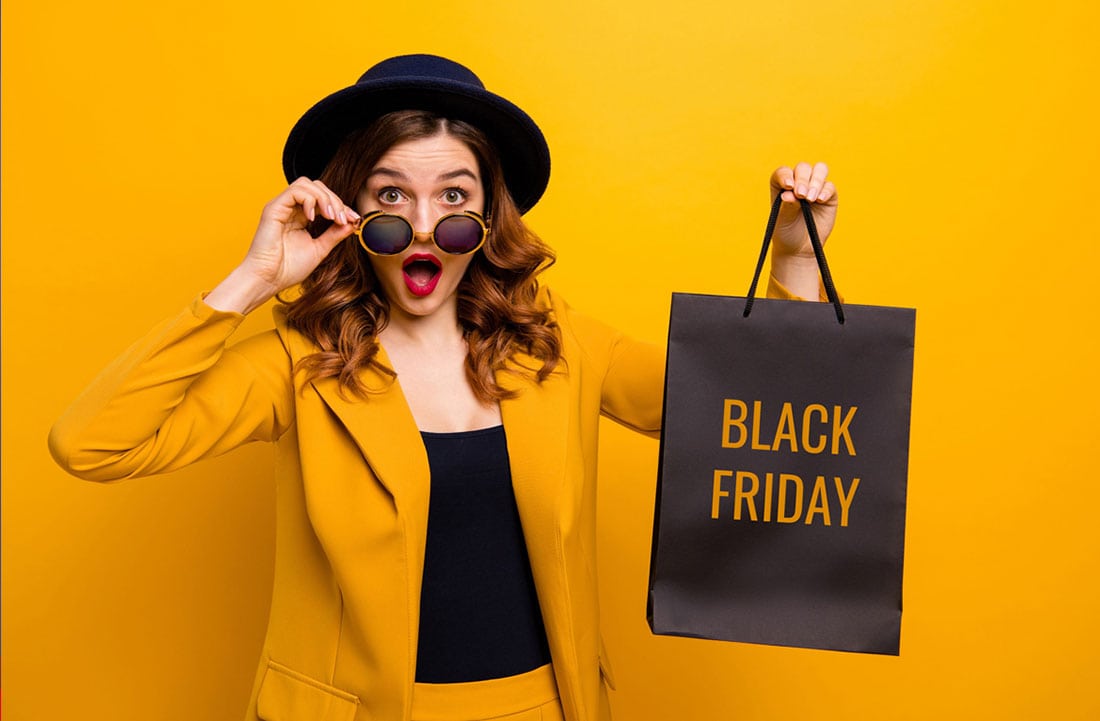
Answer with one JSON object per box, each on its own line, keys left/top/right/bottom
{"left": 409, "top": 206, "right": 436, "bottom": 239}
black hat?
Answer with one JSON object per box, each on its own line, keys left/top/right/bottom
{"left": 282, "top": 54, "right": 551, "bottom": 214}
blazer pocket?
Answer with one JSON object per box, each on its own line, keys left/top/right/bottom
{"left": 257, "top": 659, "right": 360, "bottom": 721}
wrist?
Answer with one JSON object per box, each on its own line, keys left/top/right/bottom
{"left": 769, "top": 251, "right": 820, "bottom": 301}
{"left": 205, "top": 264, "right": 280, "bottom": 315}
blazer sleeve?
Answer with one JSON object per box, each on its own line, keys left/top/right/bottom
{"left": 549, "top": 290, "right": 665, "bottom": 438}
{"left": 48, "top": 296, "right": 295, "bottom": 482}
{"left": 766, "top": 272, "right": 836, "bottom": 302}
{"left": 600, "top": 331, "right": 666, "bottom": 438}
{"left": 547, "top": 276, "right": 821, "bottom": 439}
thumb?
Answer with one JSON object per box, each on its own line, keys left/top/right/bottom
{"left": 314, "top": 221, "right": 357, "bottom": 255}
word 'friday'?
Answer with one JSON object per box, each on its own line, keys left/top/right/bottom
{"left": 711, "top": 470, "right": 860, "bottom": 527}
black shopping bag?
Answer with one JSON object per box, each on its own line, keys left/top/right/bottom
{"left": 647, "top": 195, "right": 915, "bottom": 654}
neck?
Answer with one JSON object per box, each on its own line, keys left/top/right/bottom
{"left": 381, "top": 304, "right": 465, "bottom": 349}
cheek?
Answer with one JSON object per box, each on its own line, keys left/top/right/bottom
{"left": 355, "top": 190, "right": 374, "bottom": 215}
{"left": 365, "top": 256, "right": 401, "bottom": 281}
{"left": 446, "top": 255, "right": 476, "bottom": 280}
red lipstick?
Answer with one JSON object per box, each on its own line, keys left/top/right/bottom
{"left": 402, "top": 253, "right": 442, "bottom": 297}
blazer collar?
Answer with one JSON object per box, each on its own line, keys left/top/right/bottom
{"left": 305, "top": 345, "right": 571, "bottom": 530}
{"left": 310, "top": 343, "right": 430, "bottom": 519}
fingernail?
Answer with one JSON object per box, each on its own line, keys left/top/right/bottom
{"left": 796, "top": 184, "right": 808, "bottom": 197}
{"left": 327, "top": 205, "right": 335, "bottom": 220}
{"left": 807, "top": 188, "right": 819, "bottom": 201}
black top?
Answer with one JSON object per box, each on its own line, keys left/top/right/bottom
{"left": 415, "top": 425, "right": 552, "bottom": 682}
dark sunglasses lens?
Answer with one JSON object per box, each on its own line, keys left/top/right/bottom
{"left": 361, "top": 215, "right": 412, "bottom": 254}
{"left": 434, "top": 215, "right": 484, "bottom": 254}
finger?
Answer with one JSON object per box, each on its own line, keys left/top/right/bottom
{"left": 265, "top": 188, "right": 313, "bottom": 225}
{"left": 314, "top": 222, "right": 357, "bottom": 253}
{"left": 792, "top": 162, "right": 813, "bottom": 199}
{"left": 314, "top": 190, "right": 338, "bottom": 223}
{"left": 288, "top": 187, "right": 319, "bottom": 223}
{"left": 285, "top": 178, "right": 338, "bottom": 217}
{"left": 327, "top": 191, "right": 360, "bottom": 226}
{"left": 771, "top": 166, "right": 795, "bottom": 196}
{"left": 816, "top": 180, "right": 838, "bottom": 205}
{"left": 806, "top": 162, "right": 829, "bottom": 202}
{"left": 310, "top": 180, "right": 360, "bottom": 225}
{"left": 323, "top": 187, "right": 348, "bottom": 224}
{"left": 282, "top": 178, "right": 334, "bottom": 222}
{"left": 288, "top": 182, "right": 346, "bottom": 224}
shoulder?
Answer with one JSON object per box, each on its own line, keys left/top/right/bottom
{"left": 538, "top": 286, "right": 627, "bottom": 361}
{"left": 270, "top": 302, "right": 320, "bottom": 363}
{"left": 193, "top": 304, "right": 299, "bottom": 396}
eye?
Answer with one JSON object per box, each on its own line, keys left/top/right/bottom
{"left": 442, "top": 188, "right": 467, "bottom": 205}
{"left": 378, "top": 187, "right": 406, "bottom": 205}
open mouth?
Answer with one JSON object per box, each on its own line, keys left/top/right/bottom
{"left": 402, "top": 253, "right": 442, "bottom": 297}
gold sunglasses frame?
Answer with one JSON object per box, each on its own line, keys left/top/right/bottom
{"left": 354, "top": 210, "right": 490, "bottom": 256}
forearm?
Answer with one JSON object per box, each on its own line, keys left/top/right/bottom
{"left": 48, "top": 298, "right": 267, "bottom": 481}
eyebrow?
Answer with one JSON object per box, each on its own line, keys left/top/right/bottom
{"left": 368, "top": 167, "right": 479, "bottom": 183}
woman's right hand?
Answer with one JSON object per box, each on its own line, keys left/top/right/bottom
{"left": 205, "top": 179, "right": 360, "bottom": 314}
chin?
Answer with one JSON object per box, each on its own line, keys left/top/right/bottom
{"left": 388, "top": 289, "right": 458, "bottom": 320}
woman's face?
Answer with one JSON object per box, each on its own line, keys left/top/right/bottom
{"left": 356, "top": 132, "right": 486, "bottom": 324}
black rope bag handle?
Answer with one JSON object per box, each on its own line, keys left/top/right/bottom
{"left": 742, "top": 193, "right": 845, "bottom": 324}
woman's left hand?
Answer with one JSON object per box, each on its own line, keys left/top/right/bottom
{"left": 769, "top": 162, "right": 838, "bottom": 299}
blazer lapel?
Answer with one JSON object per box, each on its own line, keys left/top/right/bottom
{"left": 499, "top": 354, "right": 570, "bottom": 540}
{"left": 305, "top": 344, "right": 432, "bottom": 576}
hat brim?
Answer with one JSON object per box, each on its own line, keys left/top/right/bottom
{"left": 282, "top": 78, "right": 550, "bottom": 214}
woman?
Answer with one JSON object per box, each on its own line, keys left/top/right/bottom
{"left": 49, "top": 54, "right": 838, "bottom": 721}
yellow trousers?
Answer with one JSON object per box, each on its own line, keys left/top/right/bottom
{"left": 411, "top": 664, "right": 564, "bottom": 721}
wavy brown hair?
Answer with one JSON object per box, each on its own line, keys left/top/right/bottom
{"left": 283, "top": 110, "right": 562, "bottom": 401}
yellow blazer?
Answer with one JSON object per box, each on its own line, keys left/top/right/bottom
{"left": 50, "top": 287, "right": 667, "bottom": 721}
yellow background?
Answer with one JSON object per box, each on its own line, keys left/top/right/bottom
{"left": 3, "top": 1, "right": 1098, "bottom": 718}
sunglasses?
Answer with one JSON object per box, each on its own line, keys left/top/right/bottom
{"left": 354, "top": 210, "right": 490, "bottom": 256}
